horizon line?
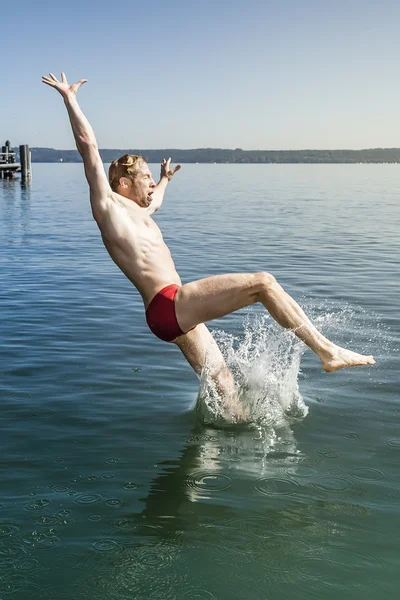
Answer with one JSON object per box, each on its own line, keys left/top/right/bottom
{"left": 29, "top": 146, "right": 400, "bottom": 152}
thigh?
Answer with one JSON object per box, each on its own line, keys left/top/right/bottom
{"left": 175, "top": 273, "right": 259, "bottom": 332}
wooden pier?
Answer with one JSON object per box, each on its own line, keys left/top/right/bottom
{"left": 0, "top": 140, "right": 31, "bottom": 180}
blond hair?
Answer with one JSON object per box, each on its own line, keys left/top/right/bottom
{"left": 108, "top": 154, "right": 147, "bottom": 192}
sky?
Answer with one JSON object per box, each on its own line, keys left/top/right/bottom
{"left": 2, "top": 0, "right": 400, "bottom": 150}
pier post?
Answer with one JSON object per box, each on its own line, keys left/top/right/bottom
{"left": 19, "top": 145, "right": 31, "bottom": 180}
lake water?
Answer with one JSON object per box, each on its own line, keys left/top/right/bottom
{"left": 0, "top": 163, "right": 399, "bottom": 599}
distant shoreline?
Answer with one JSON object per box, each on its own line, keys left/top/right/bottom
{"left": 25, "top": 147, "right": 400, "bottom": 164}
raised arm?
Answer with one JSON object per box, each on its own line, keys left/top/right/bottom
{"left": 147, "top": 158, "right": 181, "bottom": 214}
{"left": 42, "top": 72, "right": 111, "bottom": 222}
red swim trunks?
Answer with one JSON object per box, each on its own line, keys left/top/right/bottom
{"left": 145, "top": 284, "right": 195, "bottom": 342}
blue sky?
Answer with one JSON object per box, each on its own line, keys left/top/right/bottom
{"left": 2, "top": 0, "right": 400, "bottom": 149}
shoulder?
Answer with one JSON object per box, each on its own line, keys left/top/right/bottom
{"left": 95, "top": 192, "right": 138, "bottom": 233}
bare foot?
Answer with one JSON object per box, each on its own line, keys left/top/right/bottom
{"left": 322, "top": 347, "right": 375, "bottom": 373}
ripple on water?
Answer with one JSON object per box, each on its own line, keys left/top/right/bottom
{"left": 74, "top": 494, "right": 103, "bottom": 505}
{"left": 206, "top": 517, "right": 285, "bottom": 567}
{"left": 186, "top": 472, "right": 232, "bottom": 495}
{"left": 0, "top": 541, "right": 25, "bottom": 559}
{"left": 289, "top": 555, "right": 332, "bottom": 585}
{"left": 283, "top": 465, "right": 318, "bottom": 479}
{"left": 91, "top": 538, "right": 120, "bottom": 552}
{"left": 144, "top": 433, "right": 164, "bottom": 441}
{"left": 135, "top": 542, "right": 176, "bottom": 568}
{"left": 0, "top": 573, "right": 30, "bottom": 595}
{"left": 15, "top": 557, "right": 39, "bottom": 571}
{"left": 219, "top": 516, "right": 277, "bottom": 540}
{"left": 182, "top": 588, "right": 216, "bottom": 599}
{"left": 386, "top": 439, "right": 400, "bottom": 449}
{"left": 331, "top": 545, "right": 388, "bottom": 576}
{"left": 88, "top": 514, "right": 102, "bottom": 521}
{"left": 0, "top": 522, "right": 22, "bottom": 536}
{"left": 254, "top": 477, "right": 300, "bottom": 496}
{"left": 309, "top": 476, "right": 356, "bottom": 495}
{"left": 23, "top": 531, "right": 61, "bottom": 549}
{"left": 349, "top": 467, "right": 385, "bottom": 481}
{"left": 315, "top": 449, "right": 340, "bottom": 459}
{"left": 24, "top": 499, "right": 51, "bottom": 511}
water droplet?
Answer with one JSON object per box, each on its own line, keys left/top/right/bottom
{"left": 104, "top": 498, "right": 124, "bottom": 508}
{"left": 34, "top": 515, "right": 60, "bottom": 526}
{"left": 122, "top": 482, "right": 139, "bottom": 490}
{"left": 68, "top": 475, "right": 84, "bottom": 485}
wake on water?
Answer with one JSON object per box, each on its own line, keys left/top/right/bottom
{"left": 196, "top": 301, "right": 384, "bottom": 431}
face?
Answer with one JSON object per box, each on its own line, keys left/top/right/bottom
{"left": 121, "top": 162, "right": 156, "bottom": 208}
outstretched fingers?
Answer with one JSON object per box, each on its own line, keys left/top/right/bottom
{"left": 171, "top": 164, "right": 182, "bottom": 175}
{"left": 42, "top": 74, "right": 58, "bottom": 87}
{"left": 42, "top": 72, "right": 88, "bottom": 95}
{"left": 161, "top": 157, "right": 182, "bottom": 180}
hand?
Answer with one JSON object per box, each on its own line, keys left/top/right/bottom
{"left": 160, "top": 158, "right": 181, "bottom": 181}
{"left": 42, "top": 72, "right": 87, "bottom": 99}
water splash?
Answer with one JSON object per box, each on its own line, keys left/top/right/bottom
{"left": 196, "top": 298, "right": 386, "bottom": 429}
{"left": 196, "top": 313, "right": 308, "bottom": 428}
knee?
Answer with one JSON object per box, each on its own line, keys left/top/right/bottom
{"left": 254, "top": 271, "right": 277, "bottom": 294}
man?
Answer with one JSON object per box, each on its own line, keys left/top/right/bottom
{"left": 42, "top": 72, "right": 375, "bottom": 420}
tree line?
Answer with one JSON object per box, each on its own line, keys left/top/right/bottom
{"left": 28, "top": 147, "right": 400, "bottom": 164}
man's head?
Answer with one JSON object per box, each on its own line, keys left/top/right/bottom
{"left": 108, "top": 154, "right": 156, "bottom": 208}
